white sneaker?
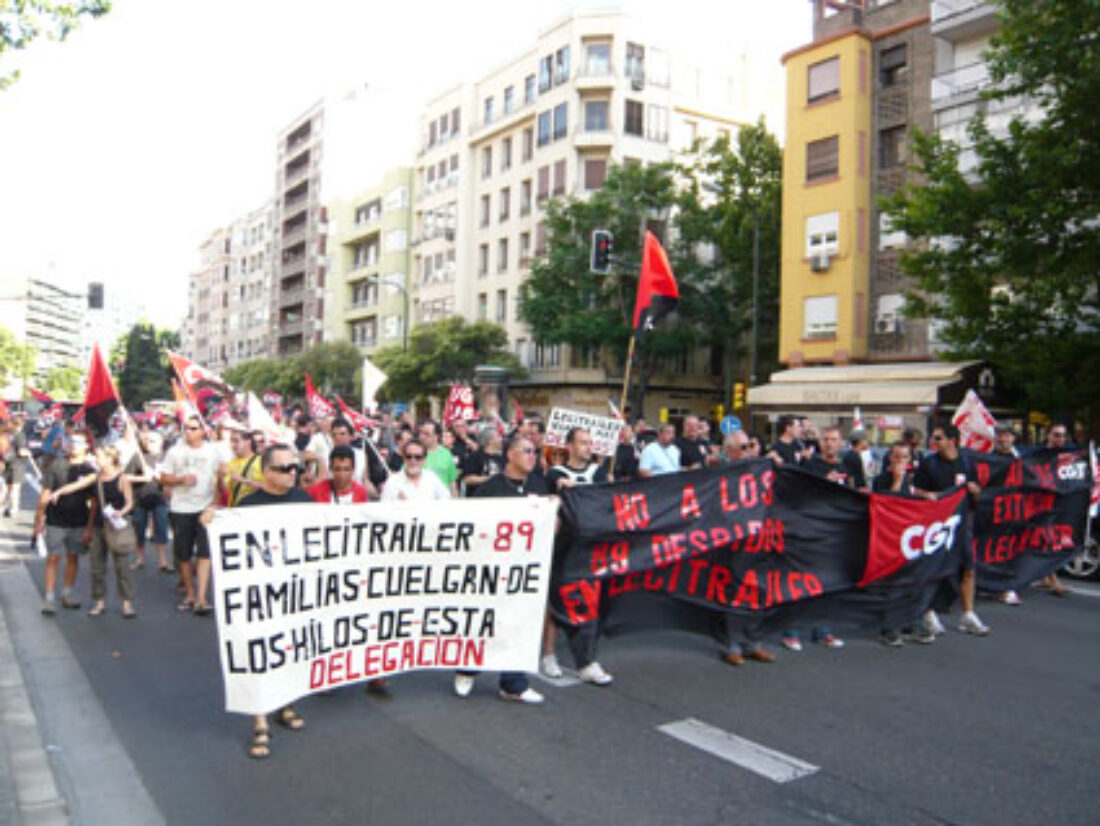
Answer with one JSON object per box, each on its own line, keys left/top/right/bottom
{"left": 1000, "top": 590, "right": 1021, "bottom": 606}
{"left": 923, "top": 610, "right": 946, "bottom": 636}
{"left": 958, "top": 611, "right": 990, "bottom": 636}
{"left": 499, "top": 687, "right": 544, "bottom": 704}
{"left": 540, "top": 654, "right": 563, "bottom": 679}
{"left": 453, "top": 674, "right": 475, "bottom": 698}
{"left": 578, "top": 662, "right": 613, "bottom": 686}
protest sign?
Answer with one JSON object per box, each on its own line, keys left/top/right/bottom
{"left": 207, "top": 497, "right": 557, "bottom": 714}
{"left": 545, "top": 407, "right": 622, "bottom": 456}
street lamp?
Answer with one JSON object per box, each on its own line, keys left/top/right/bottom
{"left": 367, "top": 273, "right": 409, "bottom": 351}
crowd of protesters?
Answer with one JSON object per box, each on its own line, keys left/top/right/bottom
{"left": 9, "top": 399, "right": 1082, "bottom": 759}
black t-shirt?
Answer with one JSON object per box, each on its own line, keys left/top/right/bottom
{"left": 770, "top": 439, "right": 801, "bottom": 466}
{"left": 237, "top": 487, "right": 314, "bottom": 507}
{"left": 841, "top": 450, "right": 867, "bottom": 489}
{"left": 461, "top": 450, "right": 505, "bottom": 496}
{"left": 43, "top": 458, "right": 96, "bottom": 528}
{"left": 606, "top": 443, "right": 639, "bottom": 481}
{"left": 472, "top": 472, "right": 549, "bottom": 499}
{"left": 805, "top": 456, "right": 855, "bottom": 489}
{"left": 872, "top": 470, "right": 913, "bottom": 496}
{"left": 546, "top": 462, "right": 608, "bottom": 494}
{"left": 914, "top": 452, "right": 972, "bottom": 494}
{"left": 677, "top": 436, "right": 709, "bottom": 469}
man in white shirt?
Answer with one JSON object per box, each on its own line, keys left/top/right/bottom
{"left": 639, "top": 424, "right": 680, "bottom": 477}
{"left": 381, "top": 440, "right": 452, "bottom": 501}
{"left": 159, "top": 415, "right": 221, "bottom": 614}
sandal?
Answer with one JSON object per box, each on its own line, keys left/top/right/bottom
{"left": 88, "top": 603, "right": 105, "bottom": 617}
{"left": 193, "top": 603, "right": 213, "bottom": 616}
{"left": 123, "top": 606, "right": 137, "bottom": 619}
{"left": 160, "top": 565, "right": 174, "bottom": 574}
{"left": 177, "top": 599, "right": 193, "bottom": 613}
{"left": 275, "top": 707, "right": 305, "bottom": 731}
{"left": 248, "top": 727, "right": 270, "bottom": 760}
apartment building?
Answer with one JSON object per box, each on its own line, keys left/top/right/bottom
{"left": 777, "top": 0, "right": 934, "bottom": 369}
{"left": 183, "top": 202, "right": 274, "bottom": 371}
{"left": 326, "top": 167, "right": 414, "bottom": 354}
{"left": 0, "top": 274, "right": 85, "bottom": 393}
{"left": 413, "top": 9, "right": 756, "bottom": 415}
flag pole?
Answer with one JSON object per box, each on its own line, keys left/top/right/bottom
{"left": 608, "top": 334, "right": 637, "bottom": 479}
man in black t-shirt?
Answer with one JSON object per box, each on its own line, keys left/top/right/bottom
{"left": 913, "top": 423, "right": 989, "bottom": 637}
{"left": 767, "top": 415, "right": 803, "bottom": 467}
{"left": 460, "top": 428, "right": 506, "bottom": 497}
{"left": 455, "top": 434, "right": 546, "bottom": 705}
{"left": 841, "top": 430, "right": 870, "bottom": 491}
{"left": 677, "top": 415, "right": 709, "bottom": 470}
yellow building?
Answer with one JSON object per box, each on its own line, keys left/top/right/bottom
{"left": 779, "top": 30, "right": 873, "bottom": 367}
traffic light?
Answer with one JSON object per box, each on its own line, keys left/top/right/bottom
{"left": 733, "top": 382, "right": 746, "bottom": 410}
{"left": 590, "top": 229, "right": 612, "bottom": 274}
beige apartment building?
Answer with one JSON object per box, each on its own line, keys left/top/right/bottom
{"left": 413, "top": 9, "right": 759, "bottom": 417}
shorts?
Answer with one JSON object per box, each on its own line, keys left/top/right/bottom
{"left": 133, "top": 502, "right": 170, "bottom": 546}
{"left": 44, "top": 525, "right": 89, "bottom": 556}
{"left": 170, "top": 511, "right": 210, "bottom": 562}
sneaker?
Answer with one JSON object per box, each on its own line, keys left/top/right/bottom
{"left": 902, "top": 626, "right": 936, "bottom": 645}
{"left": 999, "top": 590, "right": 1021, "bottom": 606}
{"left": 578, "top": 662, "right": 613, "bottom": 686}
{"left": 498, "top": 687, "right": 544, "bottom": 705}
{"left": 60, "top": 595, "right": 81, "bottom": 610}
{"left": 923, "top": 610, "right": 946, "bottom": 636}
{"left": 41, "top": 599, "right": 57, "bottom": 616}
{"left": 958, "top": 611, "right": 990, "bottom": 636}
{"left": 540, "top": 654, "right": 563, "bottom": 679}
{"left": 453, "top": 674, "right": 475, "bottom": 698}
{"left": 878, "top": 630, "right": 904, "bottom": 648}
{"left": 781, "top": 635, "right": 803, "bottom": 652}
{"left": 817, "top": 633, "right": 845, "bottom": 649}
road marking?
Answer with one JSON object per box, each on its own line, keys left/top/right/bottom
{"left": 533, "top": 671, "right": 582, "bottom": 688}
{"left": 658, "top": 718, "right": 818, "bottom": 783}
{"left": 1065, "top": 584, "right": 1100, "bottom": 599}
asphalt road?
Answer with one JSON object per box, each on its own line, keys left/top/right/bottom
{"left": 7, "top": 506, "right": 1100, "bottom": 826}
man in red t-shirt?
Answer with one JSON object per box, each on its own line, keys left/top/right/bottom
{"left": 306, "top": 446, "right": 369, "bottom": 504}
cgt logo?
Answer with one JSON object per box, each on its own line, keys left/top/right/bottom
{"left": 901, "top": 515, "right": 962, "bottom": 560}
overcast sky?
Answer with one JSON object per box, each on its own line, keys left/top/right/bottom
{"left": 0, "top": 0, "right": 810, "bottom": 329}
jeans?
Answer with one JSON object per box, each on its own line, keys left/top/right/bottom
{"left": 457, "top": 670, "right": 529, "bottom": 694}
{"left": 133, "top": 502, "right": 169, "bottom": 548}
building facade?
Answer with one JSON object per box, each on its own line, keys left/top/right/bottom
{"left": 0, "top": 275, "right": 85, "bottom": 394}
{"left": 412, "top": 9, "right": 757, "bottom": 416}
{"left": 778, "top": 0, "right": 935, "bottom": 368}
{"left": 326, "top": 167, "right": 414, "bottom": 354}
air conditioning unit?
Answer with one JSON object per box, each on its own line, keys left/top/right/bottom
{"left": 810, "top": 253, "right": 830, "bottom": 272}
{"left": 875, "top": 315, "right": 900, "bottom": 334}
{"left": 631, "top": 73, "right": 645, "bottom": 91}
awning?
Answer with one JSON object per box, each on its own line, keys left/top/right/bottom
{"left": 747, "top": 361, "right": 1000, "bottom": 413}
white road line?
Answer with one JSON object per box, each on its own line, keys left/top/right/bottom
{"left": 1064, "top": 584, "right": 1100, "bottom": 599}
{"left": 658, "top": 718, "right": 819, "bottom": 783}
{"left": 533, "top": 671, "right": 582, "bottom": 688}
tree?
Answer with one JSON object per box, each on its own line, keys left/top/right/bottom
{"left": 0, "top": 325, "right": 35, "bottom": 390}
{"left": 372, "top": 318, "right": 523, "bottom": 402}
{"left": 1, "top": 1, "right": 111, "bottom": 89}
{"left": 116, "top": 322, "right": 171, "bottom": 409}
{"left": 882, "top": 0, "right": 1100, "bottom": 423}
{"left": 224, "top": 342, "right": 368, "bottom": 404}
{"left": 43, "top": 364, "right": 82, "bottom": 399}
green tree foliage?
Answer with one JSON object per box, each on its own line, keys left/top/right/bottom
{"left": 371, "top": 318, "right": 523, "bottom": 402}
{"left": 225, "top": 342, "right": 368, "bottom": 404}
{"left": 882, "top": 0, "right": 1100, "bottom": 419}
{"left": 43, "top": 364, "right": 82, "bottom": 399}
{"left": 0, "top": 1, "right": 111, "bottom": 89}
{"left": 116, "top": 322, "right": 170, "bottom": 409}
{"left": 0, "top": 325, "right": 35, "bottom": 389}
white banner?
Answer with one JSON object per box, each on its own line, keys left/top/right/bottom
{"left": 544, "top": 407, "right": 621, "bottom": 456}
{"left": 207, "top": 497, "right": 557, "bottom": 714}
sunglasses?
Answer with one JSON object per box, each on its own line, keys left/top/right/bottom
{"left": 269, "top": 463, "right": 300, "bottom": 474}
{"left": 405, "top": 453, "right": 425, "bottom": 460}
{"left": 515, "top": 447, "right": 536, "bottom": 454}
{"left": 185, "top": 426, "right": 202, "bottom": 432}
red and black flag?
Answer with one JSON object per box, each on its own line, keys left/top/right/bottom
{"left": 632, "top": 231, "right": 679, "bottom": 339}
{"left": 82, "top": 343, "right": 121, "bottom": 437}
{"left": 26, "top": 385, "right": 53, "bottom": 404}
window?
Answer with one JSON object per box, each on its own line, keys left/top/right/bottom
{"left": 480, "top": 194, "right": 490, "bottom": 227}
{"left": 552, "top": 102, "right": 568, "bottom": 139}
{"left": 520, "top": 180, "right": 532, "bottom": 214}
{"left": 478, "top": 292, "right": 488, "bottom": 320}
{"left": 383, "top": 186, "right": 407, "bottom": 210}
{"left": 803, "top": 295, "right": 838, "bottom": 339}
{"left": 429, "top": 120, "right": 437, "bottom": 147}
{"left": 806, "top": 136, "right": 839, "bottom": 181}
{"left": 537, "top": 111, "right": 551, "bottom": 146}
{"left": 533, "top": 343, "right": 561, "bottom": 369}
{"left": 553, "top": 159, "right": 566, "bottom": 195}
{"left": 503, "top": 86, "right": 515, "bottom": 114}
{"left": 537, "top": 166, "right": 550, "bottom": 201}
{"left": 626, "top": 42, "right": 645, "bottom": 82}
{"left": 484, "top": 96, "right": 494, "bottom": 125}
{"left": 806, "top": 212, "right": 839, "bottom": 258}
{"left": 538, "top": 56, "right": 552, "bottom": 92}
{"left": 450, "top": 153, "right": 459, "bottom": 173}
{"left": 875, "top": 293, "right": 904, "bottom": 333}
{"left": 501, "top": 137, "right": 512, "bottom": 171}
{"left": 478, "top": 244, "right": 489, "bottom": 276}
{"left": 524, "top": 74, "right": 536, "bottom": 104}
{"left": 584, "top": 159, "right": 607, "bottom": 190}
{"left": 584, "top": 100, "right": 609, "bottom": 131}
{"left": 879, "top": 126, "right": 906, "bottom": 169}
{"left": 437, "top": 159, "right": 447, "bottom": 180}
{"left": 878, "top": 212, "right": 907, "bottom": 250}
{"left": 522, "top": 128, "right": 534, "bottom": 161}
{"left": 496, "top": 290, "right": 507, "bottom": 322}
{"left": 440, "top": 112, "right": 449, "bottom": 137}
{"left": 808, "top": 57, "right": 840, "bottom": 103}
{"left": 497, "top": 238, "right": 508, "bottom": 272}
{"left": 646, "top": 104, "right": 668, "bottom": 142}
{"left": 535, "top": 221, "right": 547, "bottom": 255}
{"left": 426, "top": 165, "right": 435, "bottom": 185}
{"left": 482, "top": 146, "right": 493, "bottom": 178}
{"left": 584, "top": 42, "right": 610, "bottom": 75}
{"left": 624, "top": 100, "right": 644, "bottom": 136}
{"left": 451, "top": 107, "right": 460, "bottom": 135}
{"left": 351, "top": 318, "right": 378, "bottom": 348}
{"left": 880, "top": 45, "right": 907, "bottom": 88}
{"left": 499, "top": 187, "right": 510, "bottom": 221}
{"left": 519, "top": 231, "right": 531, "bottom": 267}
{"left": 554, "top": 45, "right": 570, "bottom": 84}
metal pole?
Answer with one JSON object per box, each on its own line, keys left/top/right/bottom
{"left": 750, "top": 214, "right": 760, "bottom": 387}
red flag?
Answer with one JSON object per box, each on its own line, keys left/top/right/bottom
{"left": 304, "top": 374, "right": 335, "bottom": 419}
{"left": 335, "top": 395, "right": 370, "bottom": 432}
{"left": 82, "top": 344, "right": 121, "bottom": 437}
{"left": 952, "top": 389, "right": 996, "bottom": 453}
{"left": 171, "top": 379, "right": 198, "bottom": 426}
{"left": 632, "top": 231, "right": 679, "bottom": 337}
{"left": 512, "top": 396, "right": 524, "bottom": 427}
{"left": 26, "top": 386, "right": 53, "bottom": 403}
{"left": 442, "top": 385, "right": 477, "bottom": 427}
{"left": 0, "top": 399, "right": 9, "bottom": 421}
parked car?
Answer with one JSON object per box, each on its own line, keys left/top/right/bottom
{"left": 1064, "top": 519, "right": 1099, "bottom": 580}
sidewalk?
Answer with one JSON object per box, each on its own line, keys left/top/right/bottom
{"left": 0, "top": 510, "right": 163, "bottom": 826}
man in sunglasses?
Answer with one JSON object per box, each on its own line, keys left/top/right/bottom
{"left": 160, "top": 415, "right": 221, "bottom": 614}
{"left": 380, "top": 439, "right": 451, "bottom": 501}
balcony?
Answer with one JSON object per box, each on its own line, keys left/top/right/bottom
{"left": 284, "top": 163, "right": 311, "bottom": 188}
{"left": 931, "top": 0, "right": 998, "bottom": 41}
{"left": 279, "top": 317, "right": 304, "bottom": 337}
{"left": 279, "top": 287, "right": 305, "bottom": 308}
{"left": 931, "top": 61, "right": 991, "bottom": 110}
{"left": 281, "top": 224, "right": 308, "bottom": 248}
{"left": 574, "top": 128, "right": 614, "bottom": 149}
{"left": 283, "top": 193, "right": 310, "bottom": 218}
{"left": 576, "top": 63, "right": 615, "bottom": 90}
